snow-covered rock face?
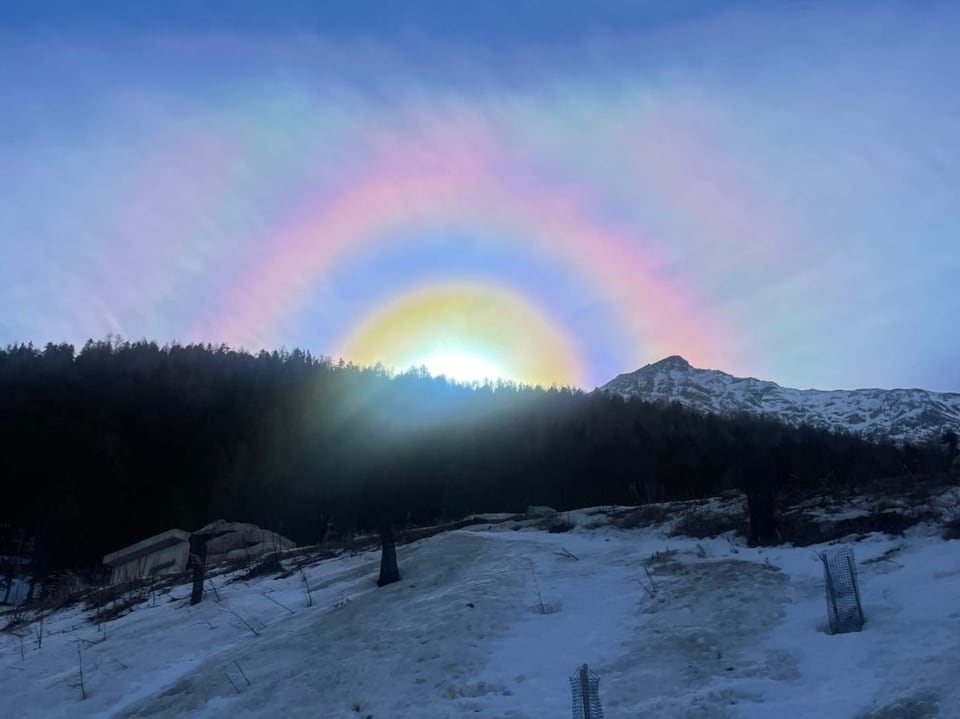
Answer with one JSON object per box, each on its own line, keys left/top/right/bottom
{"left": 601, "top": 357, "right": 960, "bottom": 444}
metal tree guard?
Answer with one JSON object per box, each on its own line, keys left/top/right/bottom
{"left": 570, "top": 664, "right": 605, "bottom": 719}
{"left": 820, "top": 546, "right": 865, "bottom": 634}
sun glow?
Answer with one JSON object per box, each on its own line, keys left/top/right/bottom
{"left": 418, "top": 351, "right": 508, "bottom": 384}
{"left": 338, "top": 283, "right": 582, "bottom": 387}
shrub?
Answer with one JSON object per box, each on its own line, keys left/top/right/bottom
{"left": 670, "top": 510, "right": 747, "bottom": 540}
{"left": 943, "top": 517, "right": 960, "bottom": 541}
{"left": 779, "top": 508, "right": 939, "bottom": 547}
{"left": 236, "top": 553, "right": 284, "bottom": 581}
{"left": 614, "top": 504, "right": 676, "bottom": 530}
{"left": 544, "top": 516, "right": 575, "bottom": 534}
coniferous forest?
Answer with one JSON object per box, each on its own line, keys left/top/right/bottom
{"left": 0, "top": 340, "right": 950, "bottom": 580}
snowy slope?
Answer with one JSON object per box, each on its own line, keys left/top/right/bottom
{"left": 602, "top": 356, "right": 960, "bottom": 444}
{"left": 3, "top": 505, "right": 960, "bottom": 719}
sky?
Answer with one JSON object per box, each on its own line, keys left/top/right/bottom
{"left": 1, "top": 1, "right": 958, "bottom": 391}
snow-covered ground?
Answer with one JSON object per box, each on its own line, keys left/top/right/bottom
{"left": 2, "top": 507, "right": 960, "bottom": 719}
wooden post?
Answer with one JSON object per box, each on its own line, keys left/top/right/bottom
{"left": 580, "top": 664, "right": 592, "bottom": 719}
{"left": 377, "top": 524, "right": 400, "bottom": 587}
{"left": 188, "top": 533, "right": 209, "bottom": 606}
{"left": 746, "top": 485, "right": 778, "bottom": 546}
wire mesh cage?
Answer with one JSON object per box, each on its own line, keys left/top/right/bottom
{"left": 820, "top": 546, "right": 865, "bottom": 634}
{"left": 570, "top": 664, "right": 605, "bottom": 719}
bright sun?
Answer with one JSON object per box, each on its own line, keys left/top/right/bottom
{"left": 417, "top": 351, "right": 507, "bottom": 384}
{"left": 338, "top": 283, "right": 581, "bottom": 387}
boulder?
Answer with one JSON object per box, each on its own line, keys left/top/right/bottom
{"left": 526, "top": 505, "right": 558, "bottom": 518}
{"left": 195, "top": 520, "right": 295, "bottom": 565}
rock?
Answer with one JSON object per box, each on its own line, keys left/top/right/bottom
{"left": 195, "top": 519, "right": 295, "bottom": 565}
{"left": 526, "top": 506, "right": 557, "bottom": 518}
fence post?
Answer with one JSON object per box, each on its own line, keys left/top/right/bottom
{"left": 188, "top": 533, "right": 210, "bottom": 606}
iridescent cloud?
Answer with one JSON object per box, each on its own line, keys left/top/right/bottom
{"left": 1, "top": 2, "right": 958, "bottom": 389}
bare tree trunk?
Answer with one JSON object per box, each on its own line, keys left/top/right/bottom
{"left": 188, "top": 534, "right": 209, "bottom": 605}
{"left": 747, "top": 486, "right": 778, "bottom": 546}
{"left": 377, "top": 524, "right": 400, "bottom": 587}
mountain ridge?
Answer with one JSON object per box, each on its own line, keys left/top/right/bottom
{"left": 601, "top": 356, "right": 960, "bottom": 444}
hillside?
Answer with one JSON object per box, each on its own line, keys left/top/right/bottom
{"left": 8, "top": 341, "right": 947, "bottom": 579}
{"left": 602, "top": 356, "right": 960, "bottom": 444}
{"left": 3, "top": 495, "right": 960, "bottom": 718}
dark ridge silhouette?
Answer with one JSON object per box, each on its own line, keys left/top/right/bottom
{"left": 0, "top": 339, "right": 949, "bottom": 589}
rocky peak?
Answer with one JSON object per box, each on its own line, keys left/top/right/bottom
{"left": 643, "top": 355, "right": 692, "bottom": 371}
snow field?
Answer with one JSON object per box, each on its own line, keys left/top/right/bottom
{"left": 2, "top": 509, "right": 960, "bottom": 718}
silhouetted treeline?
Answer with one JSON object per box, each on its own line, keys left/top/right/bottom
{"left": 0, "top": 339, "right": 950, "bottom": 576}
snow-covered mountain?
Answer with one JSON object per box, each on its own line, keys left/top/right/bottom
{"left": 602, "top": 356, "right": 960, "bottom": 444}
